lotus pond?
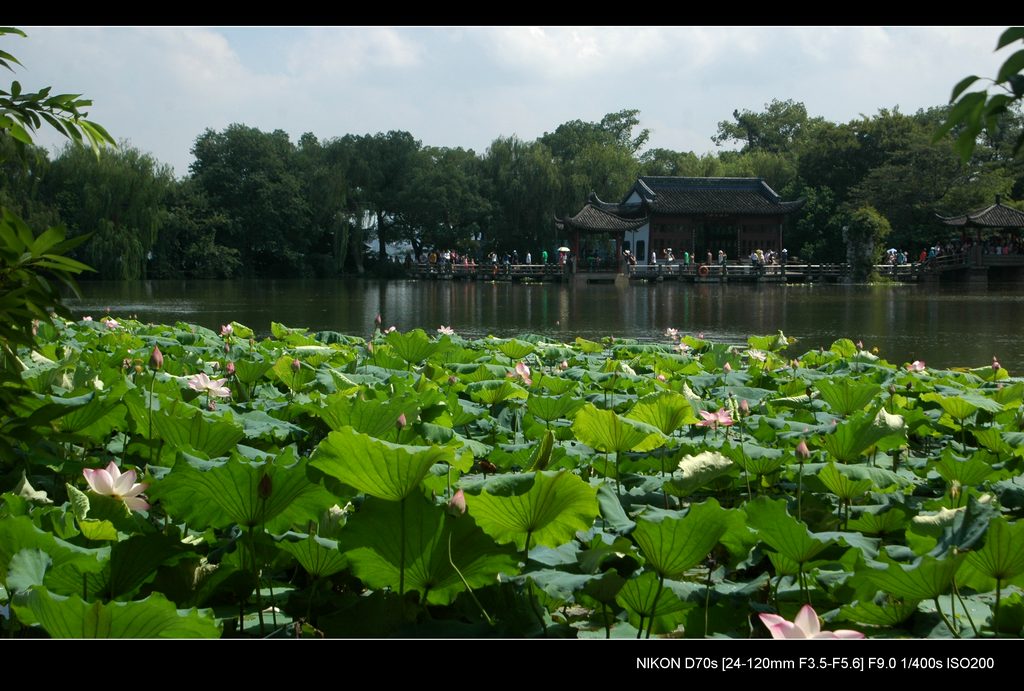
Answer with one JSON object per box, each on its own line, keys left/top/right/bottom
{"left": 2, "top": 317, "right": 1023, "bottom": 639}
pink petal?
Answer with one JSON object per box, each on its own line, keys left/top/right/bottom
{"left": 112, "top": 468, "right": 139, "bottom": 496}
{"left": 124, "top": 495, "right": 151, "bottom": 512}
{"left": 83, "top": 467, "right": 114, "bottom": 495}
{"left": 794, "top": 605, "right": 821, "bottom": 636}
{"left": 120, "top": 481, "right": 148, "bottom": 498}
{"left": 759, "top": 613, "right": 802, "bottom": 639}
{"left": 104, "top": 460, "right": 122, "bottom": 481}
{"left": 819, "top": 629, "right": 865, "bottom": 639}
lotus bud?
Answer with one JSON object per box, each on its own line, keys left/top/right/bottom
{"left": 224, "top": 342, "right": 231, "bottom": 354}
{"left": 657, "top": 373, "right": 666, "bottom": 382}
{"left": 149, "top": 345, "right": 163, "bottom": 371}
{"left": 291, "top": 359, "right": 301, "bottom": 372}
{"left": 448, "top": 375, "right": 458, "bottom": 385}
{"left": 856, "top": 340, "right": 864, "bottom": 350}
{"left": 397, "top": 413, "right": 407, "bottom": 430}
{"left": 447, "top": 489, "right": 467, "bottom": 517}
{"left": 795, "top": 439, "right": 810, "bottom": 460}
{"left": 993, "top": 356, "right": 1001, "bottom": 371}
{"left": 375, "top": 314, "right": 382, "bottom": 327}
{"left": 366, "top": 341, "right": 374, "bottom": 354}
{"left": 220, "top": 324, "right": 233, "bottom": 337}
{"left": 740, "top": 399, "right": 749, "bottom": 416}
{"left": 950, "top": 480, "right": 961, "bottom": 502}
{"left": 226, "top": 362, "right": 236, "bottom": 377}
{"left": 723, "top": 362, "right": 732, "bottom": 373}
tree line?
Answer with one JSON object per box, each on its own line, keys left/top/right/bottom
{"left": 1, "top": 102, "right": 1022, "bottom": 280}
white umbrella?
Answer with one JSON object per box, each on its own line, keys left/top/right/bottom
{"left": 557, "top": 246, "right": 571, "bottom": 252}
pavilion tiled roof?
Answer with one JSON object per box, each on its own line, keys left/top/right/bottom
{"left": 557, "top": 204, "right": 647, "bottom": 232}
{"left": 937, "top": 202, "right": 1024, "bottom": 228}
{"left": 629, "top": 177, "right": 805, "bottom": 216}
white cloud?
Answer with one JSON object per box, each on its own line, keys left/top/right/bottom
{"left": 285, "top": 28, "right": 422, "bottom": 79}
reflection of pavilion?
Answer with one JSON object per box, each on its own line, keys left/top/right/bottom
{"left": 557, "top": 177, "right": 805, "bottom": 271}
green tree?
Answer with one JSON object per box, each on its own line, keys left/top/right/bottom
{"left": 482, "top": 135, "right": 560, "bottom": 253}
{"left": 843, "top": 205, "right": 891, "bottom": 280}
{"left": 44, "top": 142, "right": 174, "bottom": 279}
{"left": 152, "top": 179, "right": 240, "bottom": 278}
{"left": 190, "top": 124, "right": 312, "bottom": 276}
{"left": 713, "top": 99, "right": 821, "bottom": 154}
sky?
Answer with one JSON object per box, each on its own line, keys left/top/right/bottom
{"left": 8, "top": 26, "right": 1012, "bottom": 178}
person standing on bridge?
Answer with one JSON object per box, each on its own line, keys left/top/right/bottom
{"left": 526, "top": 251, "right": 532, "bottom": 265}
{"left": 542, "top": 249, "right": 548, "bottom": 264}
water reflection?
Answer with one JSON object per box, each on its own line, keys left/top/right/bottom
{"left": 65, "top": 279, "right": 1024, "bottom": 371}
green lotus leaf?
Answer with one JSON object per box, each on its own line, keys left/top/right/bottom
{"left": 0, "top": 516, "right": 108, "bottom": 598}
{"left": 964, "top": 517, "right": 1024, "bottom": 583}
{"left": 820, "top": 406, "right": 905, "bottom": 463}
{"left": 596, "top": 482, "right": 636, "bottom": 534}
{"left": 386, "top": 328, "right": 439, "bottom": 365}
{"left": 745, "top": 496, "right": 832, "bottom": 564}
{"left": 311, "top": 426, "right": 453, "bottom": 501}
{"left": 526, "top": 430, "right": 555, "bottom": 472}
{"left": 465, "top": 470, "right": 598, "bottom": 552}
{"left": 829, "top": 338, "right": 859, "bottom": 358}
{"left": 666, "top": 450, "right": 735, "bottom": 497}
{"left": 933, "top": 448, "right": 996, "bottom": 487}
{"left": 495, "top": 338, "right": 534, "bottom": 360}
{"left": 920, "top": 392, "right": 980, "bottom": 420}
{"left": 341, "top": 496, "right": 517, "bottom": 605}
{"left": 814, "top": 378, "right": 883, "bottom": 416}
{"left": 466, "top": 379, "right": 528, "bottom": 406}
{"left": 6, "top": 548, "right": 50, "bottom": 593}
{"left": 615, "top": 571, "right": 692, "bottom": 635}
{"left": 276, "top": 532, "right": 348, "bottom": 579}
{"left": 108, "top": 533, "right": 194, "bottom": 600}
{"left": 626, "top": 390, "right": 697, "bottom": 435}
{"left": 271, "top": 354, "right": 315, "bottom": 392}
{"left": 151, "top": 405, "right": 244, "bottom": 458}
{"left": 235, "top": 409, "right": 305, "bottom": 443}
{"left": 862, "top": 552, "right": 965, "bottom": 600}
{"left": 150, "top": 449, "right": 333, "bottom": 531}
{"left": 819, "top": 462, "right": 874, "bottom": 501}
{"left": 721, "top": 442, "right": 785, "bottom": 477}
{"left": 633, "top": 499, "right": 730, "bottom": 579}
{"left": 573, "top": 403, "right": 666, "bottom": 454}
{"left": 318, "top": 390, "right": 421, "bottom": 439}
{"left": 527, "top": 393, "right": 583, "bottom": 423}
{"left": 840, "top": 598, "right": 920, "bottom": 626}
{"left": 13, "top": 587, "right": 220, "bottom": 638}
{"left": 848, "top": 506, "right": 912, "bottom": 535}
{"left": 574, "top": 337, "right": 604, "bottom": 354}
{"left": 526, "top": 569, "right": 597, "bottom": 602}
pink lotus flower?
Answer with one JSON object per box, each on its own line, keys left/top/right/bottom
{"left": 656, "top": 373, "right": 666, "bottom": 382}
{"left": 226, "top": 361, "right": 236, "bottom": 377}
{"left": 759, "top": 605, "right": 864, "bottom": 639}
{"left": 83, "top": 461, "right": 149, "bottom": 512}
{"left": 514, "top": 361, "right": 532, "bottom": 386}
{"left": 149, "top": 345, "right": 163, "bottom": 371}
{"left": 220, "top": 324, "right": 233, "bottom": 337}
{"left": 856, "top": 340, "right": 864, "bottom": 350}
{"left": 102, "top": 317, "right": 120, "bottom": 329}
{"left": 82, "top": 315, "right": 93, "bottom": 322}
{"left": 697, "top": 408, "right": 734, "bottom": 429}
{"left": 665, "top": 328, "right": 679, "bottom": 340}
{"left": 906, "top": 360, "right": 926, "bottom": 372}
{"left": 559, "top": 360, "right": 569, "bottom": 370}
{"left": 723, "top": 362, "right": 733, "bottom": 373}
{"left": 447, "top": 488, "right": 467, "bottom": 516}
{"left": 747, "top": 349, "right": 767, "bottom": 362}
{"left": 437, "top": 325, "right": 455, "bottom": 336}
{"left": 795, "top": 439, "right": 811, "bottom": 460}
{"left": 188, "top": 372, "right": 231, "bottom": 398}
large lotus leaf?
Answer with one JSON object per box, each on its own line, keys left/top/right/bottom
{"left": 152, "top": 405, "right": 244, "bottom": 458}
{"left": 964, "top": 517, "right": 1024, "bottom": 583}
{"left": 920, "top": 392, "right": 983, "bottom": 420}
{"left": 108, "top": 533, "right": 194, "bottom": 600}
{"left": 235, "top": 409, "right": 305, "bottom": 443}
{"left": 527, "top": 393, "right": 583, "bottom": 423}
{"left": 632, "top": 499, "right": 730, "bottom": 579}
{"left": 626, "top": 390, "right": 698, "bottom": 435}
{"left": 720, "top": 442, "right": 785, "bottom": 477}
{"left": 862, "top": 552, "right": 965, "bottom": 600}
{"left": 318, "top": 391, "right": 422, "bottom": 439}
{"left": 465, "top": 470, "right": 598, "bottom": 552}
{"left": 814, "top": 378, "right": 882, "bottom": 416}
{"left": 534, "top": 374, "right": 578, "bottom": 395}
{"left": 818, "top": 462, "right": 874, "bottom": 501}
{"left": 744, "top": 496, "right": 831, "bottom": 565}
{"left": 447, "top": 395, "right": 487, "bottom": 427}
{"left": 13, "top": 587, "right": 220, "bottom": 638}
{"left": 848, "top": 505, "right": 912, "bottom": 535}
{"left": 829, "top": 338, "right": 859, "bottom": 357}
{"left": 312, "top": 426, "right": 452, "bottom": 501}
{"left": 0, "top": 516, "right": 108, "bottom": 598}
{"left": 615, "top": 571, "right": 692, "bottom": 635}
{"left": 386, "top": 328, "right": 439, "bottom": 365}
{"left": 972, "top": 427, "right": 1014, "bottom": 457}
{"left": 574, "top": 337, "right": 604, "bottom": 354}
{"left": 526, "top": 430, "right": 555, "bottom": 472}
{"left": 596, "top": 482, "right": 636, "bottom": 534}
{"left": 150, "top": 450, "right": 333, "bottom": 532}
{"left": 820, "top": 406, "right": 905, "bottom": 463}
{"left": 495, "top": 338, "right": 535, "bottom": 360}
{"left": 465, "top": 379, "right": 529, "bottom": 406}
{"left": 52, "top": 394, "right": 124, "bottom": 438}
{"left": 573, "top": 404, "right": 666, "bottom": 454}
{"left": 526, "top": 569, "right": 597, "bottom": 602}
{"left": 271, "top": 355, "right": 315, "bottom": 392}
{"left": 276, "top": 532, "right": 348, "bottom": 579}
{"left": 340, "top": 496, "right": 517, "bottom": 605}
{"left": 933, "top": 447, "right": 997, "bottom": 487}
{"left": 747, "top": 331, "right": 790, "bottom": 352}
{"left": 232, "top": 359, "right": 272, "bottom": 386}
{"left": 6, "top": 548, "right": 50, "bottom": 593}
{"left": 665, "top": 451, "right": 735, "bottom": 497}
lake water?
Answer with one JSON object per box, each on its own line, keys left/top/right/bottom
{"left": 65, "top": 279, "right": 1024, "bottom": 372}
